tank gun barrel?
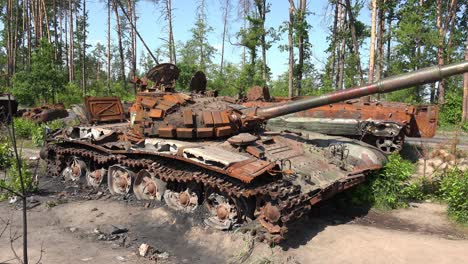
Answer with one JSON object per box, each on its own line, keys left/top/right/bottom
{"left": 254, "top": 61, "right": 468, "bottom": 120}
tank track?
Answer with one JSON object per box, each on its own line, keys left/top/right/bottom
{"left": 45, "top": 142, "right": 363, "bottom": 244}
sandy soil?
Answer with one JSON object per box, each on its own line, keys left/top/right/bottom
{"left": 1, "top": 196, "right": 467, "bottom": 264}
{"left": 0, "top": 148, "right": 467, "bottom": 264}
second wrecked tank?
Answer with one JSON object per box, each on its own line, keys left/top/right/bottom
{"left": 40, "top": 61, "right": 468, "bottom": 243}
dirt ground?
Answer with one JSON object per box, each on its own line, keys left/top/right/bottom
{"left": 0, "top": 149, "right": 467, "bottom": 264}
{"left": 1, "top": 192, "right": 467, "bottom": 263}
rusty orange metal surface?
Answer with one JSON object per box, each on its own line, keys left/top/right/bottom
{"left": 84, "top": 96, "right": 125, "bottom": 123}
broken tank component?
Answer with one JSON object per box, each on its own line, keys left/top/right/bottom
{"left": 41, "top": 61, "right": 468, "bottom": 243}
{"left": 22, "top": 103, "right": 69, "bottom": 123}
{"left": 244, "top": 86, "right": 439, "bottom": 154}
{"left": 0, "top": 93, "right": 18, "bottom": 123}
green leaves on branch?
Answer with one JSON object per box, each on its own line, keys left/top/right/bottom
{"left": 439, "top": 169, "right": 468, "bottom": 224}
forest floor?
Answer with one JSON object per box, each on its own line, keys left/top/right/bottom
{"left": 0, "top": 146, "right": 467, "bottom": 264}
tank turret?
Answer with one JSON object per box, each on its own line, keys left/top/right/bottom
{"left": 130, "top": 61, "right": 468, "bottom": 140}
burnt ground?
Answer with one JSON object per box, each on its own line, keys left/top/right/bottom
{"left": 0, "top": 149, "right": 467, "bottom": 264}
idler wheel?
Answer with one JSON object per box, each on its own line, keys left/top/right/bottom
{"left": 86, "top": 168, "right": 107, "bottom": 188}
{"left": 204, "top": 192, "right": 239, "bottom": 230}
{"left": 375, "top": 136, "right": 403, "bottom": 154}
{"left": 62, "top": 158, "right": 88, "bottom": 182}
{"left": 133, "top": 170, "right": 167, "bottom": 200}
{"left": 258, "top": 203, "right": 282, "bottom": 234}
{"left": 108, "top": 165, "right": 134, "bottom": 195}
{"left": 163, "top": 189, "right": 199, "bottom": 212}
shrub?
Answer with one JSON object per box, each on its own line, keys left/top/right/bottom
{"left": 439, "top": 89, "right": 463, "bottom": 127}
{"left": 0, "top": 158, "right": 36, "bottom": 200}
{"left": 13, "top": 117, "right": 39, "bottom": 139}
{"left": 0, "top": 141, "right": 13, "bottom": 169}
{"left": 439, "top": 168, "right": 468, "bottom": 224}
{"left": 350, "top": 154, "right": 416, "bottom": 209}
{"left": 31, "top": 119, "right": 67, "bottom": 147}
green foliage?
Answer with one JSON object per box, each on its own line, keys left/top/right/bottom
{"left": 13, "top": 117, "right": 38, "bottom": 139}
{"left": 0, "top": 158, "right": 36, "bottom": 200}
{"left": 12, "top": 39, "right": 66, "bottom": 106}
{"left": 350, "top": 154, "right": 416, "bottom": 209}
{"left": 57, "top": 82, "right": 83, "bottom": 107}
{"left": 439, "top": 169, "right": 468, "bottom": 223}
{"left": 31, "top": 119, "right": 66, "bottom": 147}
{"left": 439, "top": 89, "right": 463, "bottom": 127}
{"left": 0, "top": 141, "right": 13, "bottom": 169}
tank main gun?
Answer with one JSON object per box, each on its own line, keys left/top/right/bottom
{"left": 244, "top": 61, "right": 468, "bottom": 122}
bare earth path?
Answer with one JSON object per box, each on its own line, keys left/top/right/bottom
{"left": 0, "top": 197, "right": 467, "bottom": 264}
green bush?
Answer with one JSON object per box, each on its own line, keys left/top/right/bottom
{"left": 31, "top": 119, "right": 66, "bottom": 147}
{"left": 439, "top": 89, "right": 463, "bottom": 127}
{"left": 350, "top": 154, "right": 417, "bottom": 209}
{"left": 0, "top": 158, "right": 36, "bottom": 200}
{"left": 439, "top": 168, "right": 468, "bottom": 223}
{"left": 0, "top": 141, "right": 13, "bottom": 169}
{"left": 13, "top": 117, "right": 39, "bottom": 139}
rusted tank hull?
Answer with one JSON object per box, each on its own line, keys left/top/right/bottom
{"left": 41, "top": 127, "right": 385, "bottom": 243}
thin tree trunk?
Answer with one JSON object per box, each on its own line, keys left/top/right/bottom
{"left": 113, "top": 1, "right": 126, "bottom": 84}
{"left": 337, "top": 2, "right": 346, "bottom": 91}
{"left": 53, "top": 0, "right": 58, "bottom": 61}
{"left": 462, "top": 35, "right": 468, "bottom": 122}
{"left": 295, "top": 0, "right": 306, "bottom": 96}
{"left": 126, "top": 0, "right": 136, "bottom": 94}
{"left": 368, "top": 0, "right": 377, "bottom": 83}
{"left": 69, "top": 0, "right": 75, "bottom": 81}
{"left": 375, "top": 0, "right": 385, "bottom": 100}
{"left": 41, "top": 0, "right": 51, "bottom": 42}
{"left": 83, "top": 0, "right": 87, "bottom": 95}
{"left": 167, "top": 0, "right": 176, "bottom": 64}
{"left": 107, "top": 0, "right": 111, "bottom": 94}
{"left": 386, "top": 2, "right": 392, "bottom": 77}
{"left": 6, "top": 0, "right": 11, "bottom": 86}
{"left": 288, "top": 0, "right": 295, "bottom": 98}
{"left": 436, "top": 0, "right": 457, "bottom": 104}
{"left": 59, "top": 0, "right": 63, "bottom": 66}
{"left": 220, "top": 0, "right": 230, "bottom": 75}
{"left": 344, "top": 0, "right": 364, "bottom": 86}
{"left": 330, "top": 0, "right": 339, "bottom": 86}
{"left": 256, "top": 0, "right": 267, "bottom": 81}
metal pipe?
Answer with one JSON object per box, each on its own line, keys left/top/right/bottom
{"left": 256, "top": 61, "right": 468, "bottom": 120}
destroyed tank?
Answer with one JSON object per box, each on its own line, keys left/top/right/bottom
{"left": 40, "top": 61, "right": 468, "bottom": 243}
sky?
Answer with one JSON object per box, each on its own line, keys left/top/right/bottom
{"left": 85, "top": 0, "right": 373, "bottom": 78}
{"left": 0, "top": 0, "right": 373, "bottom": 79}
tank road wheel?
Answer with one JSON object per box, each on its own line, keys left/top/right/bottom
{"left": 133, "top": 170, "right": 167, "bottom": 200}
{"left": 86, "top": 168, "right": 107, "bottom": 188}
{"left": 257, "top": 202, "right": 287, "bottom": 244}
{"left": 62, "top": 158, "right": 88, "bottom": 182}
{"left": 204, "top": 192, "right": 240, "bottom": 230}
{"left": 108, "top": 165, "right": 134, "bottom": 195}
{"left": 163, "top": 188, "right": 199, "bottom": 212}
{"left": 375, "top": 136, "right": 403, "bottom": 154}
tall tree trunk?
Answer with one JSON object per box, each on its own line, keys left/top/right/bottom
{"left": 82, "top": 0, "right": 87, "bottom": 95}
{"left": 69, "top": 0, "right": 75, "bottom": 82}
{"left": 436, "top": 0, "right": 457, "bottom": 105}
{"left": 385, "top": 1, "right": 392, "bottom": 77}
{"left": 220, "top": 0, "right": 230, "bottom": 75}
{"left": 375, "top": 0, "right": 385, "bottom": 100}
{"left": 344, "top": 0, "right": 364, "bottom": 86}
{"left": 113, "top": 1, "right": 126, "bottom": 85}
{"left": 126, "top": 0, "right": 136, "bottom": 94}
{"left": 255, "top": 0, "right": 268, "bottom": 81}
{"left": 6, "top": 0, "right": 12, "bottom": 86}
{"left": 41, "top": 0, "right": 51, "bottom": 42}
{"left": 58, "top": 0, "right": 63, "bottom": 66}
{"left": 295, "top": 0, "right": 306, "bottom": 96}
{"left": 167, "top": 0, "right": 176, "bottom": 64}
{"left": 329, "top": 0, "right": 339, "bottom": 86}
{"left": 288, "top": 0, "right": 295, "bottom": 98}
{"left": 107, "top": 0, "right": 111, "bottom": 94}
{"left": 368, "top": 0, "right": 377, "bottom": 83}
{"left": 53, "top": 0, "right": 58, "bottom": 61}
{"left": 337, "top": 1, "right": 346, "bottom": 90}
{"left": 462, "top": 35, "right": 468, "bottom": 122}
